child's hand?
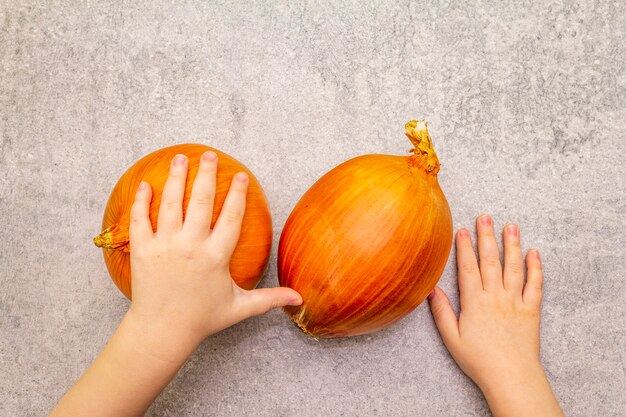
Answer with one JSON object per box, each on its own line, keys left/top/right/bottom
{"left": 428, "top": 215, "right": 564, "bottom": 417}
{"left": 128, "top": 152, "right": 302, "bottom": 349}
{"left": 50, "top": 152, "right": 302, "bottom": 417}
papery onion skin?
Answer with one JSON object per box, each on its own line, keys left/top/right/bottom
{"left": 94, "top": 144, "right": 272, "bottom": 299}
{"left": 278, "top": 121, "right": 453, "bottom": 339}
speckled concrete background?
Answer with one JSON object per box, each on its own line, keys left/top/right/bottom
{"left": 1, "top": 1, "right": 624, "bottom": 416}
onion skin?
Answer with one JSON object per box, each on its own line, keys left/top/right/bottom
{"left": 278, "top": 121, "right": 452, "bottom": 339}
{"left": 95, "top": 144, "right": 272, "bottom": 299}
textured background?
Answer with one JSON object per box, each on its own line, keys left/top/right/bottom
{"left": 1, "top": 1, "right": 624, "bottom": 416}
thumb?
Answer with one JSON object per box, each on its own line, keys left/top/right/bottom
{"left": 428, "top": 286, "right": 460, "bottom": 350}
{"left": 233, "top": 287, "right": 303, "bottom": 321}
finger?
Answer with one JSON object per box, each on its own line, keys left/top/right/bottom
{"left": 503, "top": 224, "right": 524, "bottom": 296}
{"left": 184, "top": 151, "right": 218, "bottom": 237}
{"left": 232, "top": 287, "right": 303, "bottom": 321}
{"left": 157, "top": 154, "right": 188, "bottom": 235}
{"left": 476, "top": 214, "right": 503, "bottom": 291}
{"left": 428, "top": 287, "right": 460, "bottom": 351}
{"left": 523, "top": 249, "right": 543, "bottom": 308}
{"left": 129, "top": 182, "right": 154, "bottom": 244}
{"left": 456, "top": 228, "right": 483, "bottom": 306}
{"left": 210, "top": 172, "right": 249, "bottom": 258}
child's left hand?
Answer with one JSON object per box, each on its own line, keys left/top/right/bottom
{"left": 50, "top": 152, "right": 301, "bottom": 417}
{"left": 128, "top": 151, "right": 302, "bottom": 354}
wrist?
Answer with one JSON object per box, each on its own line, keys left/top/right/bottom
{"left": 121, "top": 309, "right": 201, "bottom": 365}
{"left": 477, "top": 361, "right": 546, "bottom": 398}
{"left": 477, "top": 363, "right": 563, "bottom": 417}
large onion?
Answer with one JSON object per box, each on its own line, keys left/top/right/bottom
{"left": 278, "top": 121, "right": 453, "bottom": 338}
{"left": 94, "top": 144, "right": 272, "bottom": 299}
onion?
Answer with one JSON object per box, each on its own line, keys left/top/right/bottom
{"left": 94, "top": 144, "right": 272, "bottom": 299}
{"left": 278, "top": 121, "right": 452, "bottom": 338}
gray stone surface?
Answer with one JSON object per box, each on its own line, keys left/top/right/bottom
{"left": 1, "top": 0, "right": 624, "bottom": 416}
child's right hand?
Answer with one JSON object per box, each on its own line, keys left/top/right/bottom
{"left": 428, "top": 215, "right": 564, "bottom": 417}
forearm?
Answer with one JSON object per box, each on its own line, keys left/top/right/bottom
{"left": 50, "top": 310, "right": 199, "bottom": 417}
{"left": 479, "top": 365, "right": 564, "bottom": 417}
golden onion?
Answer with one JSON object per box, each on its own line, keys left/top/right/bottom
{"left": 278, "top": 121, "right": 453, "bottom": 338}
{"left": 94, "top": 144, "right": 272, "bottom": 299}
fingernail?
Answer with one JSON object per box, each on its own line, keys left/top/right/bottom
{"left": 173, "top": 154, "right": 187, "bottom": 165}
{"left": 235, "top": 172, "right": 248, "bottom": 183}
{"left": 203, "top": 151, "right": 217, "bottom": 162}
{"left": 288, "top": 297, "right": 303, "bottom": 306}
{"left": 428, "top": 289, "right": 436, "bottom": 299}
{"left": 531, "top": 249, "right": 541, "bottom": 260}
{"left": 506, "top": 224, "right": 518, "bottom": 237}
{"left": 137, "top": 181, "right": 147, "bottom": 191}
{"left": 480, "top": 214, "right": 492, "bottom": 226}
{"left": 458, "top": 229, "right": 469, "bottom": 239}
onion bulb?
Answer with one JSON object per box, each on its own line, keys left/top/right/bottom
{"left": 278, "top": 121, "right": 453, "bottom": 338}
{"left": 94, "top": 144, "right": 272, "bottom": 299}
